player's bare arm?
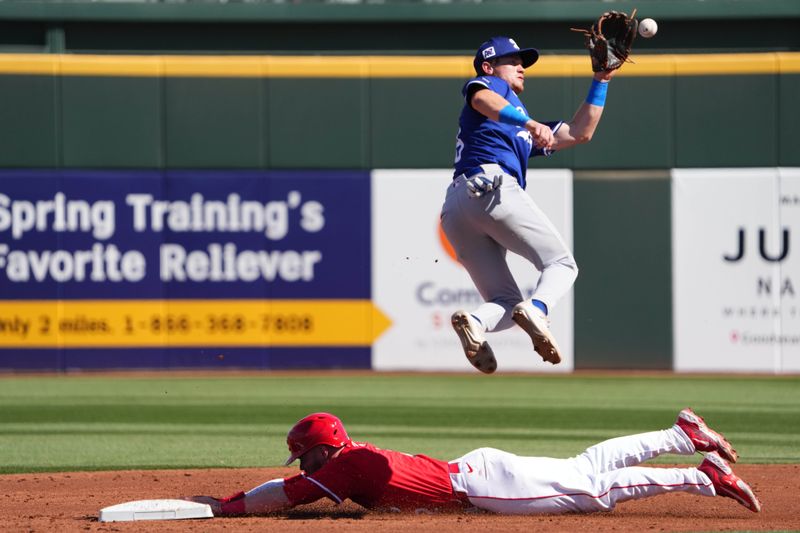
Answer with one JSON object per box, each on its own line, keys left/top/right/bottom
{"left": 470, "top": 88, "right": 554, "bottom": 150}
{"left": 551, "top": 70, "right": 615, "bottom": 151}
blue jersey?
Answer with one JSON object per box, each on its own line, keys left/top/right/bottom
{"left": 453, "top": 76, "right": 561, "bottom": 190}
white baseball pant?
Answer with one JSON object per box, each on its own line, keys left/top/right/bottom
{"left": 447, "top": 425, "right": 714, "bottom": 514}
{"left": 440, "top": 164, "right": 577, "bottom": 332}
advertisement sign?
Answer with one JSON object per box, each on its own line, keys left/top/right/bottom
{"left": 372, "top": 169, "right": 574, "bottom": 372}
{"left": 0, "top": 169, "right": 386, "bottom": 369}
{"left": 672, "top": 168, "right": 800, "bottom": 372}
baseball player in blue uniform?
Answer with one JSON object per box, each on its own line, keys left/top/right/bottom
{"left": 442, "top": 36, "right": 616, "bottom": 373}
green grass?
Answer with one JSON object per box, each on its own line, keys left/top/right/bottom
{"left": 0, "top": 373, "right": 798, "bottom": 474}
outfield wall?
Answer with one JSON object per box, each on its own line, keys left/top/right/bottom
{"left": 1, "top": 168, "right": 797, "bottom": 373}
{"left": 0, "top": 52, "right": 798, "bottom": 372}
{"left": 0, "top": 169, "right": 378, "bottom": 370}
{"left": 1, "top": 53, "right": 799, "bottom": 170}
{"left": 672, "top": 168, "right": 800, "bottom": 373}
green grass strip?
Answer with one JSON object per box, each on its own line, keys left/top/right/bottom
{"left": 1, "top": 374, "right": 798, "bottom": 474}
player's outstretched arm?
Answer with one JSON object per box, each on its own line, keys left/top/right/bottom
{"left": 241, "top": 478, "right": 292, "bottom": 514}
{"left": 471, "top": 88, "right": 554, "bottom": 150}
{"left": 186, "top": 478, "right": 292, "bottom": 516}
{"left": 551, "top": 69, "right": 615, "bottom": 151}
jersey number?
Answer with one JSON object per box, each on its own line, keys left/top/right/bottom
{"left": 454, "top": 128, "right": 464, "bottom": 164}
{"left": 517, "top": 130, "right": 533, "bottom": 148}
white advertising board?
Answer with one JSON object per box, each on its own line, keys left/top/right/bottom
{"left": 372, "top": 169, "right": 574, "bottom": 372}
{"left": 672, "top": 168, "right": 800, "bottom": 372}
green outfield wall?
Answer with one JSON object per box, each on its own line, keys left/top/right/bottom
{"left": 0, "top": 49, "right": 797, "bottom": 370}
{"left": 1, "top": 53, "right": 798, "bottom": 169}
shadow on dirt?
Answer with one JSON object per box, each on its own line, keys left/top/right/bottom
{"left": 284, "top": 509, "right": 367, "bottom": 520}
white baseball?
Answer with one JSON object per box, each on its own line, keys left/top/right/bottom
{"left": 639, "top": 18, "right": 658, "bottom": 38}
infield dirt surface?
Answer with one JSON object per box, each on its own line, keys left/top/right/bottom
{"left": 2, "top": 465, "right": 798, "bottom": 532}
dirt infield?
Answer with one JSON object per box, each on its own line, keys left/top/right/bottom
{"left": 2, "top": 465, "right": 798, "bottom": 532}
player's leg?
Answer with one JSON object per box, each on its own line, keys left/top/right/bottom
{"left": 449, "top": 448, "right": 704, "bottom": 515}
{"left": 487, "top": 179, "right": 578, "bottom": 312}
{"left": 441, "top": 179, "right": 523, "bottom": 373}
{"left": 482, "top": 179, "right": 577, "bottom": 363}
{"left": 571, "top": 425, "right": 695, "bottom": 476}
{"left": 447, "top": 237, "right": 521, "bottom": 332}
{"left": 582, "top": 453, "right": 760, "bottom": 513}
{"left": 578, "top": 464, "right": 715, "bottom": 512}
{"left": 449, "top": 448, "right": 717, "bottom": 515}
{"left": 441, "top": 178, "right": 524, "bottom": 333}
{"left": 573, "top": 409, "right": 739, "bottom": 476}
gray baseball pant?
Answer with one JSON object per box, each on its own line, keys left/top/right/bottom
{"left": 440, "top": 165, "right": 578, "bottom": 332}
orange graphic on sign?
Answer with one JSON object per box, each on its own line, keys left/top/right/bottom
{"left": 438, "top": 221, "right": 460, "bottom": 265}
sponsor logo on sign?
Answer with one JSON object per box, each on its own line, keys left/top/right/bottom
{"left": 672, "top": 168, "right": 799, "bottom": 371}
{"left": 719, "top": 225, "right": 796, "bottom": 342}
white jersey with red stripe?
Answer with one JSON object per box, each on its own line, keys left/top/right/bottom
{"left": 447, "top": 426, "right": 714, "bottom": 514}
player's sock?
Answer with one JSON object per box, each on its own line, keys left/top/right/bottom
{"left": 532, "top": 299, "right": 548, "bottom": 316}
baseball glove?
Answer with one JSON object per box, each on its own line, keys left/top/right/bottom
{"left": 572, "top": 10, "right": 638, "bottom": 72}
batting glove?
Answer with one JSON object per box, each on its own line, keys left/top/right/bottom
{"left": 465, "top": 172, "right": 503, "bottom": 199}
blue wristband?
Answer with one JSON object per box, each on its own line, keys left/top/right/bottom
{"left": 498, "top": 104, "right": 531, "bottom": 127}
{"left": 585, "top": 79, "right": 609, "bottom": 107}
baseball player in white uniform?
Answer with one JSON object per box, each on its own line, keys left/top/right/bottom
{"left": 187, "top": 408, "right": 761, "bottom": 516}
{"left": 442, "top": 36, "right": 617, "bottom": 373}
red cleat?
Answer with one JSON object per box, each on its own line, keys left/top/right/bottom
{"left": 698, "top": 452, "right": 761, "bottom": 513}
{"left": 676, "top": 408, "right": 738, "bottom": 463}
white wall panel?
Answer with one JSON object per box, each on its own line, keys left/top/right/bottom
{"left": 672, "top": 168, "right": 799, "bottom": 372}
{"left": 372, "top": 169, "right": 574, "bottom": 372}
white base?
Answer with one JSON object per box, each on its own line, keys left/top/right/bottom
{"left": 99, "top": 499, "right": 213, "bottom": 522}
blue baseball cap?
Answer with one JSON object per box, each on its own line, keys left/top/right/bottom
{"left": 473, "top": 36, "right": 539, "bottom": 74}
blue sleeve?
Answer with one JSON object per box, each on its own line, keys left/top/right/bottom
{"left": 461, "top": 76, "right": 511, "bottom": 102}
{"left": 530, "top": 120, "right": 565, "bottom": 158}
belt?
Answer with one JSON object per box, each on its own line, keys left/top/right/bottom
{"left": 455, "top": 166, "right": 486, "bottom": 181}
{"left": 454, "top": 163, "right": 513, "bottom": 181}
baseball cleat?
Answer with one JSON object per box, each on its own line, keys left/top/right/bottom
{"left": 451, "top": 311, "right": 497, "bottom": 374}
{"left": 698, "top": 452, "right": 761, "bottom": 513}
{"left": 511, "top": 302, "right": 562, "bottom": 364}
{"left": 676, "top": 408, "right": 738, "bottom": 463}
